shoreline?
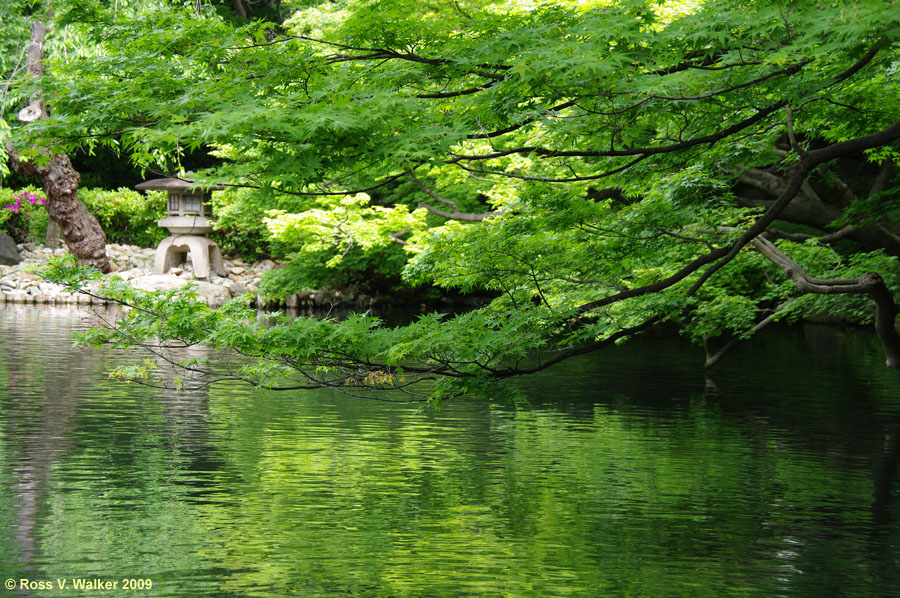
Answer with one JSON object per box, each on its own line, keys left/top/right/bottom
{"left": 0, "top": 242, "right": 494, "bottom": 311}
{"left": 0, "top": 242, "right": 271, "bottom": 307}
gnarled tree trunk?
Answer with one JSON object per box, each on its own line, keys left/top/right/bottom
{"left": 7, "top": 148, "right": 111, "bottom": 272}
{"left": 7, "top": 20, "right": 110, "bottom": 273}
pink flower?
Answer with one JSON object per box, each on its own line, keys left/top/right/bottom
{"left": 11, "top": 191, "right": 47, "bottom": 207}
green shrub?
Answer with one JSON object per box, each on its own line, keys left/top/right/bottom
{"left": 80, "top": 188, "right": 167, "bottom": 247}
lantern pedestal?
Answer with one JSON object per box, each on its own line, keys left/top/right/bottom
{"left": 154, "top": 234, "right": 227, "bottom": 280}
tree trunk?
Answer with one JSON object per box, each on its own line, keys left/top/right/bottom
{"left": 737, "top": 166, "right": 900, "bottom": 256}
{"left": 231, "top": 0, "right": 248, "bottom": 18}
{"left": 9, "top": 20, "right": 110, "bottom": 273}
{"left": 45, "top": 219, "right": 61, "bottom": 249}
{"left": 7, "top": 148, "right": 111, "bottom": 272}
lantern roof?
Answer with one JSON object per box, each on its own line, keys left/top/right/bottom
{"left": 135, "top": 175, "right": 224, "bottom": 192}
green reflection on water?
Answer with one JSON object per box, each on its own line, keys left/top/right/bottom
{"left": 0, "top": 306, "right": 898, "bottom": 597}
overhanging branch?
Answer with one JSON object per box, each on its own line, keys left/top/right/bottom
{"left": 406, "top": 169, "right": 500, "bottom": 221}
{"left": 752, "top": 235, "right": 900, "bottom": 370}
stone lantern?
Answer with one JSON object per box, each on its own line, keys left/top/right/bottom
{"left": 135, "top": 176, "right": 227, "bottom": 279}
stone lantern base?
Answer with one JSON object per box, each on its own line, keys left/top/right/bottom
{"left": 154, "top": 234, "right": 227, "bottom": 280}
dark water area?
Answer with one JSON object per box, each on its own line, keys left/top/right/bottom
{"left": 1, "top": 305, "right": 898, "bottom": 597}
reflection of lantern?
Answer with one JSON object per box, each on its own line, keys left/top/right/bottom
{"left": 135, "top": 176, "right": 227, "bottom": 279}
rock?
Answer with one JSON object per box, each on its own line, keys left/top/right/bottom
{"left": 169, "top": 267, "right": 184, "bottom": 275}
{"left": 227, "top": 280, "right": 246, "bottom": 296}
{"left": 0, "top": 233, "right": 22, "bottom": 265}
{"left": 313, "top": 289, "right": 337, "bottom": 305}
{"left": 228, "top": 266, "right": 246, "bottom": 275}
{"left": 130, "top": 274, "right": 231, "bottom": 306}
{"left": 121, "top": 268, "right": 146, "bottom": 281}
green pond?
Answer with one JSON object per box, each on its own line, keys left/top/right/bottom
{"left": 1, "top": 305, "right": 898, "bottom": 597}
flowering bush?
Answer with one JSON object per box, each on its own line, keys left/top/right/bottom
{"left": 5, "top": 191, "right": 47, "bottom": 214}
{"left": 0, "top": 188, "right": 49, "bottom": 244}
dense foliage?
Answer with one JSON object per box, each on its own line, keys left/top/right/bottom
{"left": 261, "top": 194, "right": 428, "bottom": 295}
{"left": 9, "top": 0, "right": 900, "bottom": 401}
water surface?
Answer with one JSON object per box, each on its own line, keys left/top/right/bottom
{"left": 1, "top": 305, "right": 898, "bottom": 597}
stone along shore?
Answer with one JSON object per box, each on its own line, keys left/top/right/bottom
{"left": 0, "top": 242, "right": 275, "bottom": 307}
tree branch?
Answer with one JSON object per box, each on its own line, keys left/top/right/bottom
{"left": 704, "top": 300, "right": 796, "bottom": 368}
{"left": 415, "top": 80, "right": 495, "bottom": 99}
{"left": 452, "top": 101, "right": 787, "bottom": 161}
{"left": 406, "top": 169, "right": 499, "bottom": 221}
{"left": 752, "top": 235, "right": 900, "bottom": 370}
{"left": 870, "top": 158, "right": 897, "bottom": 197}
{"left": 453, "top": 154, "right": 648, "bottom": 183}
{"left": 573, "top": 118, "right": 900, "bottom": 316}
{"left": 764, "top": 225, "right": 856, "bottom": 244}
{"left": 389, "top": 228, "right": 410, "bottom": 245}
{"left": 648, "top": 62, "right": 806, "bottom": 102}
{"left": 785, "top": 104, "right": 807, "bottom": 157}
{"left": 464, "top": 100, "right": 577, "bottom": 140}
